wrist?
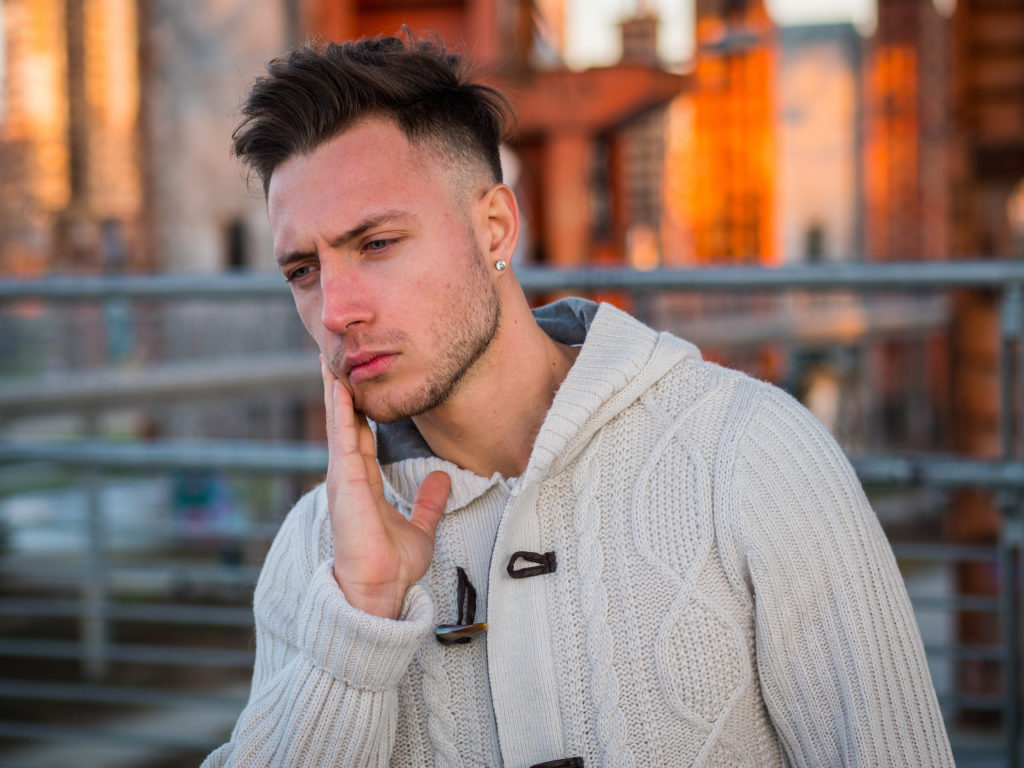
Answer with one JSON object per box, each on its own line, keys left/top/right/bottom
{"left": 332, "top": 566, "right": 406, "bottom": 619}
{"left": 300, "top": 564, "right": 435, "bottom": 689}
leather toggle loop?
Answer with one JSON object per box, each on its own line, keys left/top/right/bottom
{"left": 506, "top": 550, "right": 557, "bottom": 579}
{"left": 436, "top": 567, "right": 486, "bottom": 644}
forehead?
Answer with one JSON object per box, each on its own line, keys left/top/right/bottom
{"left": 266, "top": 119, "right": 460, "bottom": 243}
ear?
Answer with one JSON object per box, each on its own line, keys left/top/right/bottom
{"left": 480, "top": 184, "right": 519, "bottom": 262}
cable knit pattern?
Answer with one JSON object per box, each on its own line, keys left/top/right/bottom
{"left": 204, "top": 300, "right": 954, "bottom": 768}
{"left": 417, "top": 636, "right": 462, "bottom": 767}
{"left": 570, "top": 433, "right": 634, "bottom": 767}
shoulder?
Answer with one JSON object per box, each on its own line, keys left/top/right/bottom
{"left": 640, "top": 348, "right": 862, "bottom": 522}
{"left": 649, "top": 347, "right": 832, "bottom": 457}
{"left": 719, "top": 374, "right": 876, "bottom": 558}
{"left": 639, "top": 347, "right": 765, "bottom": 439}
{"left": 658, "top": 355, "right": 861, "bottom": 503}
{"left": 730, "top": 376, "right": 853, "bottom": 481}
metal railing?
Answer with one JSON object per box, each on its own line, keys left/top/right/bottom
{"left": 0, "top": 261, "right": 1021, "bottom": 767}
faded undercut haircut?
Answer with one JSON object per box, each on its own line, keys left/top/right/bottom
{"left": 232, "top": 34, "right": 512, "bottom": 196}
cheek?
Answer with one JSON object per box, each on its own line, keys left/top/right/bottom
{"left": 292, "top": 293, "right": 323, "bottom": 339}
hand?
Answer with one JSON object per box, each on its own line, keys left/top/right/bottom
{"left": 321, "top": 357, "right": 450, "bottom": 619}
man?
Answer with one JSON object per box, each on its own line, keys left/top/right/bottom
{"left": 205, "top": 35, "right": 954, "bottom": 767}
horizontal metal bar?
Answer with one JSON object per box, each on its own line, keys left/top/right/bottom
{"left": 925, "top": 644, "right": 1005, "bottom": 661}
{"left": 0, "top": 639, "right": 254, "bottom": 667}
{"left": 0, "top": 271, "right": 289, "bottom": 301}
{"left": 2, "top": 261, "right": 1024, "bottom": 302}
{"left": 892, "top": 542, "right": 999, "bottom": 562}
{"left": 0, "top": 679, "right": 246, "bottom": 709}
{"left": 517, "top": 262, "right": 1024, "bottom": 292}
{"left": 4, "top": 439, "right": 1023, "bottom": 492}
{"left": 0, "top": 354, "right": 318, "bottom": 416}
{"left": 0, "top": 719, "right": 220, "bottom": 751}
{"left": 5, "top": 517, "right": 283, "bottom": 542}
{"left": 909, "top": 594, "right": 1001, "bottom": 612}
{"left": 665, "top": 294, "right": 950, "bottom": 349}
{"left": 0, "top": 598, "right": 252, "bottom": 626}
{"left": 0, "top": 559, "right": 261, "bottom": 585}
{"left": 853, "top": 454, "right": 1024, "bottom": 490}
{"left": 0, "top": 438, "right": 327, "bottom": 472}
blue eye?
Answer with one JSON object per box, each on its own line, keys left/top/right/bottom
{"left": 286, "top": 265, "right": 315, "bottom": 282}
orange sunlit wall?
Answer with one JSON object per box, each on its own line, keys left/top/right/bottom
{"left": 661, "top": 96, "right": 697, "bottom": 266}
{"left": 663, "top": 0, "right": 776, "bottom": 265}
{"left": 0, "top": 0, "right": 140, "bottom": 275}
{"left": 863, "top": 44, "right": 920, "bottom": 260}
{"left": 82, "top": 0, "right": 140, "bottom": 222}
{"left": 862, "top": 0, "right": 953, "bottom": 262}
{"left": 0, "top": 0, "right": 69, "bottom": 275}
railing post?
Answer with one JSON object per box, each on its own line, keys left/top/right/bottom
{"left": 1000, "top": 284, "right": 1023, "bottom": 455}
{"left": 81, "top": 468, "right": 109, "bottom": 680}
{"left": 1005, "top": 504, "right": 1022, "bottom": 767}
{"left": 1000, "top": 283, "right": 1023, "bottom": 767}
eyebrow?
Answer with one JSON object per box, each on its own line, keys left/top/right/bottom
{"left": 275, "top": 209, "right": 411, "bottom": 268}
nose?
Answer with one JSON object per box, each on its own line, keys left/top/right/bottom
{"left": 320, "top": 261, "right": 373, "bottom": 334}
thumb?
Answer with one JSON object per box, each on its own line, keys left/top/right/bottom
{"left": 409, "top": 470, "right": 450, "bottom": 537}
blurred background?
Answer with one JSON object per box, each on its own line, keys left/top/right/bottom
{"left": 0, "top": 0, "right": 1023, "bottom": 765}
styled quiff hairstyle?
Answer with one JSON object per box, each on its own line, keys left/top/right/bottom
{"left": 232, "top": 34, "right": 511, "bottom": 195}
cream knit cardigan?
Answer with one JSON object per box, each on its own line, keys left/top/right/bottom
{"left": 205, "top": 301, "right": 953, "bottom": 767}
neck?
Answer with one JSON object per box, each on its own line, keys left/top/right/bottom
{"left": 411, "top": 294, "right": 579, "bottom": 478}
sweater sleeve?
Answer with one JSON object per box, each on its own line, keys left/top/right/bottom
{"left": 727, "top": 384, "right": 954, "bottom": 767}
{"left": 201, "top": 486, "right": 434, "bottom": 768}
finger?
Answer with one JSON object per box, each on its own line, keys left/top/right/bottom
{"left": 321, "top": 357, "right": 362, "bottom": 462}
{"left": 330, "top": 379, "right": 377, "bottom": 490}
{"left": 356, "top": 414, "right": 386, "bottom": 498}
{"left": 357, "top": 410, "right": 376, "bottom": 457}
{"left": 320, "top": 354, "right": 336, "bottom": 452}
{"left": 408, "top": 470, "right": 450, "bottom": 538}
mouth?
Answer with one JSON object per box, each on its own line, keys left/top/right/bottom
{"left": 344, "top": 352, "right": 398, "bottom": 384}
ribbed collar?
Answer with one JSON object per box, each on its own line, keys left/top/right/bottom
{"left": 374, "top": 298, "right": 700, "bottom": 513}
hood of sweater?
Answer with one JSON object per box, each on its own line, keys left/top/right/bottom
{"left": 373, "top": 297, "right": 701, "bottom": 514}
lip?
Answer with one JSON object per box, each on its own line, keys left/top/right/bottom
{"left": 345, "top": 352, "right": 398, "bottom": 384}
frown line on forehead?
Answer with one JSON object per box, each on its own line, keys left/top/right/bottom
{"left": 327, "top": 209, "right": 413, "bottom": 248}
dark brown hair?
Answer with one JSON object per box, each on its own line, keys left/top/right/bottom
{"left": 232, "top": 34, "right": 512, "bottom": 195}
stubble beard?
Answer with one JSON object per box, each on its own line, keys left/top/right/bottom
{"left": 330, "top": 242, "right": 502, "bottom": 424}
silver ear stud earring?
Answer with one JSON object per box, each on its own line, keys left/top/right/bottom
{"left": 495, "top": 259, "right": 507, "bottom": 272}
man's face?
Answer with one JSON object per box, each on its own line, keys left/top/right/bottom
{"left": 267, "top": 118, "right": 501, "bottom": 423}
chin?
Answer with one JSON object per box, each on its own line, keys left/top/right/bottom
{"left": 357, "top": 399, "right": 403, "bottom": 424}
{"left": 355, "top": 381, "right": 451, "bottom": 425}
{"left": 353, "top": 390, "right": 419, "bottom": 425}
